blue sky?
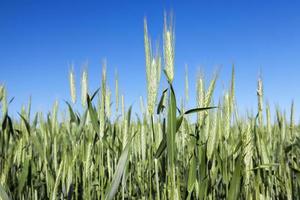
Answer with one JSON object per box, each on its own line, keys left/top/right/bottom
{"left": 0, "top": 1, "right": 300, "bottom": 120}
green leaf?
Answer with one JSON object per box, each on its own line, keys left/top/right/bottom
{"left": 9, "top": 97, "right": 14, "bottom": 104}
{"left": 187, "top": 155, "right": 197, "bottom": 193}
{"left": 127, "top": 106, "right": 132, "bottom": 131}
{"left": 291, "top": 166, "right": 300, "bottom": 173}
{"left": 87, "top": 95, "right": 99, "bottom": 132}
{"left": 184, "top": 106, "right": 217, "bottom": 115}
{"left": 176, "top": 115, "right": 184, "bottom": 132}
{"left": 18, "top": 158, "right": 29, "bottom": 195}
{"left": 0, "top": 184, "right": 10, "bottom": 200}
{"left": 1, "top": 113, "right": 8, "bottom": 131}
{"left": 91, "top": 88, "right": 100, "bottom": 101}
{"left": 52, "top": 160, "right": 64, "bottom": 200}
{"left": 167, "top": 84, "right": 177, "bottom": 170}
{"left": 228, "top": 154, "right": 242, "bottom": 200}
{"left": 155, "top": 137, "right": 167, "bottom": 158}
{"left": 154, "top": 119, "right": 166, "bottom": 158}
{"left": 250, "top": 163, "right": 280, "bottom": 171}
{"left": 18, "top": 113, "right": 31, "bottom": 135}
{"left": 31, "top": 135, "right": 44, "bottom": 158}
{"left": 65, "top": 101, "right": 77, "bottom": 123}
{"left": 32, "top": 113, "right": 38, "bottom": 128}
{"left": 76, "top": 109, "right": 88, "bottom": 141}
{"left": 104, "top": 133, "right": 136, "bottom": 200}
{"left": 2, "top": 114, "right": 14, "bottom": 136}
{"left": 157, "top": 88, "right": 168, "bottom": 114}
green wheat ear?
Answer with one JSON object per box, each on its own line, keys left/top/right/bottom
{"left": 290, "top": 100, "right": 295, "bottom": 134}
{"left": 257, "top": 75, "right": 263, "bottom": 126}
{"left": 163, "top": 13, "right": 175, "bottom": 84}
{"left": 196, "top": 72, "right": 205, "bottom": 125}
{"left": 1, "top": 86, "right": 7, "bottom": 114}
{"left": 105, "top": 87, "right": 111, "bottom": 119}
{"left": 69, "top": 64, "right": 76, "bottom": 104}
{"left": 81, "top": 65, "right": 88, "bottom": 107}
{"left": 115, "top": 70, "right": 119, "bottom": 112}
{"left": 144, "top": 18, "right": 161, "bottom": 115}
{"left": 185, "top": 64, "right": 189, "bottom": 102}
{"left": 99, "top": 60, "right": 107, "bottom": 139}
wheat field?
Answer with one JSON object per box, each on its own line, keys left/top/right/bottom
{"left": 0, "top": 15, "right": 299, "bottom": 200}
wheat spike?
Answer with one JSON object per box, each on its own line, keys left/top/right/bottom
{"left": 163, "top": 13, "right": 175, "bottom": 84}
{"left": 69, "top": 64, "right": 76, "bottom": 104}
{"left": 81, "top": 65, "right": 88, "bottom": 107}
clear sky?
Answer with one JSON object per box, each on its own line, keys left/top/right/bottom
{"left": 0, "top": 0, "right": 300, "bottom": 120}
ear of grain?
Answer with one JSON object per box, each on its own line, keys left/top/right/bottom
{"left": 290, "top": 100, "right": 295, "bottom": 135}
{"left": 205, "top": 72, "right": 218, "bottom": 107}
{"left": 115, "top": 70, "right": 119, "bottom": 112}
{"left": 69, "top": 65, "right": 76, "bottom": 104}
{"left": 229, "top": 65, "right": 235, "bottom": 114}
{"left": 105, "top": 87, "right": 111, "bottom": 118}
{"left": 196, "top": 73, "right": 205, "bottom": 125}
{"left": 144, "top": 18, "right": 161, "bottom": 115}
{"left": 156, "top": 47, "right": 162, "bottom": 84}
{"left": 81, "top": 67, "right": 88, "bottom": 107}
{"left": 257, "top": 76, "right": 263, "bottom": 126}
{"left": 144, "top": 18, "right": 152, "bottom": 81}
{"left": 185, "top": 64, "right": 189, "bottom": 102}
{"left": 223, "top": 93, "right": 230, "bottom": 140}
{"left": 51, "top": 100, "right": 59, "bottom": 133}
{"left": 1, "top": 86, "right": 7, "bottom": 115}
{"left": 99, "top": 61, "right": 107, "bottom": 138}
{"left": 207, "top": 110, "right": 217, "bottom": 160}
{"left": 163, "top": 13, "right": 175, "bottom": 84}
{"left": 266, "top": 102, "right": 272, "bottom": 136}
